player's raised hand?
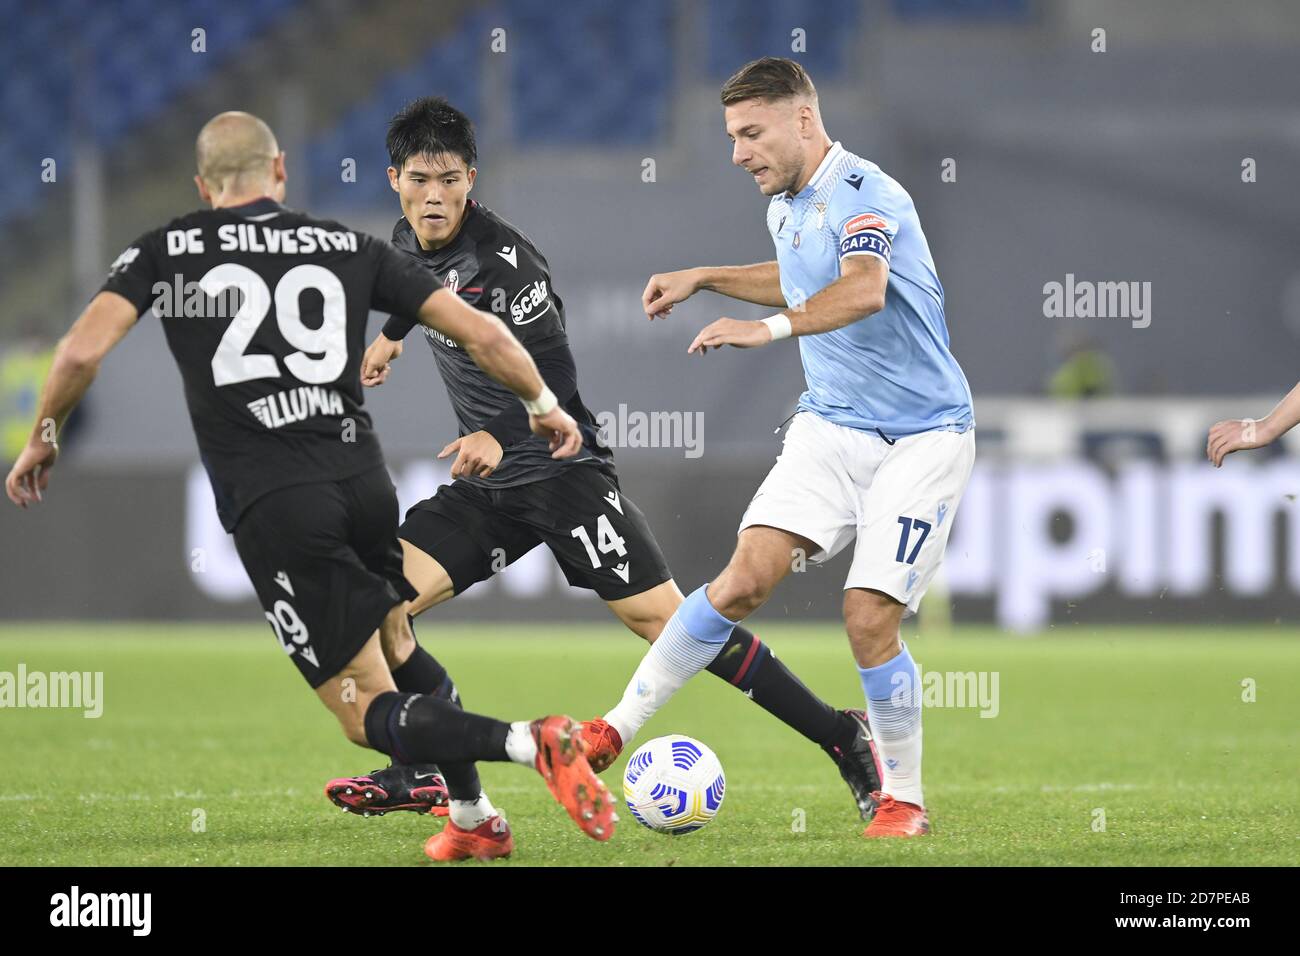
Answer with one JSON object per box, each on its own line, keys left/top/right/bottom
{"left": 530, "top": 406, "right": 584, "bottom": 459}
{"left": 642, "top": 268, "right": 701, "bottom": 320}
{"left": 438, "top": 430, "right": 504, "bottom": 479}
{"left": 688, "top": 317, "right": 772, "bottom": 355}
{"left": 5, "top": 439, "right": 59, "bottom": 508}
{"left": 1206, "top": 418, "right": 1273, "bottom": 467}
{"left": 361, "top": 333, "right": 403, "bottom": 387}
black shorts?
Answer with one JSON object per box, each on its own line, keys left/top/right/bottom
{"left": 232, "top": 466, "right": 418, "bottom": 688}
{"left": 399, "top": 464, "right": 672, "bottom": 602}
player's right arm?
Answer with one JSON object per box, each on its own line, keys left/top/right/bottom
{"left": 1207, "top": 380, "right": 1300, "bottom": 466}
{"left": 5, "top": 291, "right": 137, "bottom": 507}
{"left": 642, "top": 261, "right": 785, "bottom": 318}
{"left": 360, "top": 332, "right": 402, "bottom": 387}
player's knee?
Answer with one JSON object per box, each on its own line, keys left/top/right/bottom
{"left": 844, "top": 591, "right": 904, "bottom": 653}
{"left": 623, "top": 616, "right": 663, "bottom": 643}
{"left": 609, "top": 580, "right": 684, "bottom": 643}
{"left": 710, "top": 563, "right": 774, "bottom": 619}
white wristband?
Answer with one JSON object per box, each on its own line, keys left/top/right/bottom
{"left": 761, "top": 314, "right": 793, "bottom": 341}
{"left": 522, "top": 385, "right": 558, "bottom": 416}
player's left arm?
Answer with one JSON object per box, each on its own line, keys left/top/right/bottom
{"left": 687, "top": 255, "right": 886, "bottom": 354}
{"left": 5, "top": 291, "right": 138, "bottom": 507}
{"left": 441, "top": 345, "right": 581, "bottom": 478}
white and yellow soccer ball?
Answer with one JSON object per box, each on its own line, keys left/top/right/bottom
{"left": 622, "top": 735, "right": 725, "bottom": 834}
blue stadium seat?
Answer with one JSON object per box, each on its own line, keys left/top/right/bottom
{"left": 707, "top": 0, "right": 863, "bottom": 79}
{"left": 0, "top": 0, "right": 301, "bottom": 230}
{"left": 506, "top": 0, "right": 671, "bottom": 144}
{"left": 307, "top": 13, "right": 486, "bottom": 210}
{"left": 892, "top": 0, "right": 1030, "bottom": 20}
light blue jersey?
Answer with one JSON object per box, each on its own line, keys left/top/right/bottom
{"left": 766, "top": 142, "right": 973, "bottom": 437}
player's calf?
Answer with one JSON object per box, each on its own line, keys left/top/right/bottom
{"left": 325, "top": 635, "right": 475, "bottom": 817}
{"left": 315, "top": 626, "right": 402, "bottom": 748}
{"left": 851, "top": 594, "right": 926, "bottom": 813}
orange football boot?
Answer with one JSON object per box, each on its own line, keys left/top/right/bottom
{"left": 580, "top": 718, "right": 624, "bottom": 773}
{"left": 532, "top": 715, "right": 618, "bottom": 841}
{"left": 862, "top": 793, "right": 931, "bottom": 838}
{"left": 424, "top": 815, "right": 514, "bottom": 862}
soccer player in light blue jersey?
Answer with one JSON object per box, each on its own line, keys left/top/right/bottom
{"left": 601, "top": 57, "right": 975, "bottom": 838}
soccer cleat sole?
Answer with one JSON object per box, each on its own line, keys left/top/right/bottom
{"left": 535, "top": 717, "right": 619, "bottom": 841}
{"left": 324, "top": 779, "right": 449, "bottom": 817}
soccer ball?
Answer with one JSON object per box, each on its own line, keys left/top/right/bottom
{"left": 622, "top": 735, "right": 725, "bottom": 834}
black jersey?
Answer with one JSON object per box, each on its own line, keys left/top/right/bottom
{"left": 380, "top": 200, "right": 612, "bottom": 488}
{"left": 99, "top": 198, "right": 439, "bottom": 531}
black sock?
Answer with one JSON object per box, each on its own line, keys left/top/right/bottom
{"left": 392, "top": 642, "right": 461, "bottom": 706}
{"left": 389, "top": 641, "right": 481, "bottom": 799}
{"left": 363, "top": 692, "right": 510, "bottom": 766}
{"left": 437, "top": 764, "right": 485, "bottom": 803}
{"left": 705, "top": 625, "right": 848, "bottom": 747}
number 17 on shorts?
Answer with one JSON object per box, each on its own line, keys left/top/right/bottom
{"left": 850, "top": 428, "right": 975, "bottom": 614}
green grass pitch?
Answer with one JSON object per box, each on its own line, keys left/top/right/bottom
{"left": 0, "top": 623, "right": 1296, "bottom": 866}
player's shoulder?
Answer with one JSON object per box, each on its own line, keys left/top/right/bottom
{"left": 827, "top": 150, "right": 912, "bottom": 214}
{"left": 133, "top": 207, "right": 210, "bottom": 244}
{"left": 390, "top": 214, "right": 419, "bottom": 251}
{"left": 465, "top": 201, "right": 547, "bottom": 264}
{"left": 173, "top": 202, "right": 366, "bottom": 241}
{"left": 275, "top": 205, "right": 359, "bottom": 236}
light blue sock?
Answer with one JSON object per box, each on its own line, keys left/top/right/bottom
{"left": 603, "top": 584, "right": 737, "bottom": 741}
{"left": 858, "top": 641, "right": 925, "bottom": 806}
{"left": 653, "top": 584, "right": 737, "bottom": 679}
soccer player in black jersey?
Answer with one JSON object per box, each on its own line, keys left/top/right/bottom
{"left": 3, "top": 111, "right": 617, "bottom": 861}
{"left": 328, "top": 97, "right": 884, "bottom": 829}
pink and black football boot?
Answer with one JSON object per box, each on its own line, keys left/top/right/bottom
{"left": 325, "top": 764, "right": 450, "bottom": 817}
{"left": 823, "top": 709, "right": 885, "bottom": 822}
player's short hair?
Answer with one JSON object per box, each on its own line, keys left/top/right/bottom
{"left": 720, "top": 57, "right": 817, "bottom": 106}
{"left": 387, "top": 96, "right": 478, "bottom": 171}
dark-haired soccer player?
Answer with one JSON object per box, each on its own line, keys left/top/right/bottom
{"left": 325, "top": 96, "right": 884, "bottom": 835}
{"left": 4, "top": 110, "right": 616, "bottom": 862}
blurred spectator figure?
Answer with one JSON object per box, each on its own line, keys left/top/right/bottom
{"left": 1, "top": 318, "right": 86, "bottom": 465}
{"left": 1048, "top": 333, "right": 1117, "bottom": 399}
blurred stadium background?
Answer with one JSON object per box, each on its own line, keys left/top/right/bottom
{"left": 4, "top": 0, "right": 1300, "bottom": 631}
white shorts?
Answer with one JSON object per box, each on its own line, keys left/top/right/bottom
{"left": 739, "top": 411, "right": 975, "bottom": 613}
